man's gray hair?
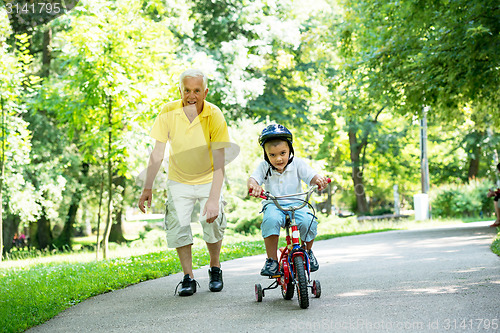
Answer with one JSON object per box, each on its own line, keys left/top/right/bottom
{"left": 179, "top": 69, "right": 208, "bottom": 91}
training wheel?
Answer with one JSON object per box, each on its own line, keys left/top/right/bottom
{"left": 255, "top": 283, "right": 263, "bottom": 302}
{"left": 312, "top": 280, "right": 321, "bottom": 298}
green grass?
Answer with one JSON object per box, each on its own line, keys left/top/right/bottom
{"left": 0, "top": 215, "right": 495, "bottom": 333}
{"left": 491, "top": 229, "right": 500, "bottom": 256}
{"left": 0, "top": 241, "right": 266, "bottom": 333}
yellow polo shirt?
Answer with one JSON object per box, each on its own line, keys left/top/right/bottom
{"left": 150, "top": 100, "right": 230, "bottom": 185}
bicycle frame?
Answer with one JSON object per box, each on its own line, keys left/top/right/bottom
{"left": 252, "top": 179, "right": 330, "bottom": 308}
{"left": 254, "top": 184, "right": 324, "bottom": 280}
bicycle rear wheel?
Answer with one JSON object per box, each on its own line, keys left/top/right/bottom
{"left": 293, "top": 255, "right": 309, "bottom": 309}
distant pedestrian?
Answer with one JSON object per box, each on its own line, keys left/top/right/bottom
{"left": 487, "top": 163, "right": 500, "bottom": 227}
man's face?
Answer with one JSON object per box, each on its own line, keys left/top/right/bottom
{"left": 265, "top": 141, "right": 290, "bottom": 173}
{"left": 180, "top": 76, "right": 208, "bottom": 114}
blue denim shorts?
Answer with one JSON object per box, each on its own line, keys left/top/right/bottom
{"left": 261, "top": 203, "right": 317, "bottom": 242}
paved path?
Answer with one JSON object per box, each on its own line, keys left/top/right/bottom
{"left": 28, "top": 222, "right": 499, "bottom": 332}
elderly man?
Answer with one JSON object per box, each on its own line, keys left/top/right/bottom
{"left": 139, "top": 69, "right": 230, "bottom": 296}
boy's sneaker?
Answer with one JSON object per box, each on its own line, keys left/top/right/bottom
{"left": 260, "top": 258, "right": 279, "bottom": 276}
{"left": 208, "top": 267, "right": 223, "bottom": 292}
{"left": 308, "top": 250, "right": 319, "bottom": 272}
{"left": 175, "top": 274, "right": 198, "bottom": 296}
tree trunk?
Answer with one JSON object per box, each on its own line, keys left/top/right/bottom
{"left": 325, "top": 183, "right": 332, "bottom": 216}
{"left": 53, "top": 196, "right": 79, "bottom": 250}
{"left": 2, "top": 214, "right": 20, "bottom": 255}
{"left": 0, "top": 96, "right": 4, "bottom": 259}
{"left": 96, "top": 171, "right": 104, "bottom": 260}
{"left": 348, "top": 127, "right": 369, "bottom": 214}
{"left": 103, "top": 95, "right": 113, "bottom": 259}
{"left": 109, "top": 175, "right": 127, "bottom": 243}
{"left": 35, "top": 208, "right": 53, "bottom": 249}
{"left": 467, "top": 145, "right": 481, "bottom": 181}
{"left": 53, "top": 163, "right": 89, "bottom": 249}
{"left": 41, "top": 27, "right": 52, "bottom": 78}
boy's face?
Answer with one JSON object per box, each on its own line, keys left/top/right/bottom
{"left": 180, "top": 76, "right": 208, "bottom": 114}
{"left": 265, "top": 141, "right": 290, "bottom": 173}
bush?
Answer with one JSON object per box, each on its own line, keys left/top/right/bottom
{"left": 430, "top": 179, "right": 495, "bottom": 218}
{"left": 226, "top": 197, "right": 263, "bottom": 235}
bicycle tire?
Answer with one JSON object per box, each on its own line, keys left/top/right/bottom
{"left": 281, "top": 273, "right": 294, "bottom": 300}
{"left": 293, "top": 255, "right": 309, "bottom": 309}
{"left": 255, "top": 283, "right": 263, "bottom": 302}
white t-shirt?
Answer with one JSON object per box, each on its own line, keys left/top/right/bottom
{"left": 250, "top": 158, "right": 317, "bottom": 204}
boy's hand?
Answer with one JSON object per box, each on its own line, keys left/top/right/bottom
{"left": 314, "top": 175, "right": 329, "bottom": 191}
{"left": 248, "top": 184, "right": 263, "bottom": 197}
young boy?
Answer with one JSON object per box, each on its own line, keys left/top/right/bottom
{"left": 247, "top": 124, "right": 329, "bottom": 276}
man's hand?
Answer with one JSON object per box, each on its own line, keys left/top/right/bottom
{"left": 203, "top": 197, "right": 219, "bottom": 224}
{"left": 138, "top": 189, "right": 153, "bottom": 213}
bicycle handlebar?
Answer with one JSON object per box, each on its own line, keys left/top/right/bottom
{"left": 249, "top": 178, "right": 331, "bottom": 212}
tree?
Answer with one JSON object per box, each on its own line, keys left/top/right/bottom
{"left": 339, "top": 0, "right": 499, "bottom": 125}
{"left": 0, "top": 30, "right": 42, "bottom": 255}
{"left": 39, "top": 0, "right": 179, "bottom": 258}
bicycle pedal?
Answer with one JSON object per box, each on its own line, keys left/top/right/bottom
{"left": 269, "top": 274, "right": 282, "bottom": 279}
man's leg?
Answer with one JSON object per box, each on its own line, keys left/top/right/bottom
{"left": 206, "top": 239, "right": 224, "bottom": 292}
{"left": 176, "top": 244, "right": 194, "bottom": 278}
{"left": 206, "top": 240, "right": 222, "bottom": 268}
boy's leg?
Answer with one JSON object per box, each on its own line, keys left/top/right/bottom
{"left": 303, "top": 239, "right": 314, "bottom": 251}
{"left": 294, "top": 208, "right": 319, "bottom": 272}
{"left": 260, "top": 205, "right": 282, "bottom": 276}
{"left": 294, "top": 208, "right": 318, "bottom": 245}
{"left": 264, "top": 235, "right": 280, "bottom": 260}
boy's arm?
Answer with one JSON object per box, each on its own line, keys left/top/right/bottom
{"left": 247, "top": 177, "right": 263, "bottom": 197}
{"left": 310, "top": 174, "right": 329, "bottom": 191}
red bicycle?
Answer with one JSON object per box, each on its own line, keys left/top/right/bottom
{"left": 251, "top": 179, "right": 330, "bottom": 309}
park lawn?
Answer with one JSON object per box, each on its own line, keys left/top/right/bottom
{"left": 0, "top": 216, "right": 495, "bottom": 333}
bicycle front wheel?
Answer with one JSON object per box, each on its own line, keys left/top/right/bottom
{"left": 293, "top": 255, "right": 309, "bottom": 309}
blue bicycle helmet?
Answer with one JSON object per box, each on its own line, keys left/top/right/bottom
{"left": 259, "top": 124, "right": 295, "bottom": 174}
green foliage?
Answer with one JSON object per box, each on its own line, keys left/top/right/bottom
{"left": 491, "top": 231, "right": 500, "bottom": 256}
{"left": 226, "top": 197, "right": 263, "bottom": 235}
{"left": 430, "top": 179, "right": 495, "bottom": 218}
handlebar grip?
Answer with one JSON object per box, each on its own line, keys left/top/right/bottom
{"left": 248, "top": 189, "right": 268, "bottom": 200}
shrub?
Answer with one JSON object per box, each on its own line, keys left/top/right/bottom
{"left": 430, "top": 179, "right": 495, "bottom": 218}
{"left": 226, "top": 197, "right": 263, "bottom": 235}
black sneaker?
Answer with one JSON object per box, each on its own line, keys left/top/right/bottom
{"left": 260, "top": 258, "right": 279, "bottom": 276}
{"left": 208, "top": 267, "right": 223, "bottom": 292}
{"left": 308, "top": 250, "right": 319, "bottom": 272}
{"left": 175, "top": 274, "right": 198, "bottom": 296}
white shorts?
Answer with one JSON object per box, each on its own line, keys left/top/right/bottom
{"left": 164, "top": 180, "right": 226, "bottom": 248}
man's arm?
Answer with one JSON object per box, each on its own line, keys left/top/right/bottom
{"left": 203, "top": 148, "right": 225, "bottom": 223}
{"left": 138, "top": 140, "right": 166, "bottom": 213}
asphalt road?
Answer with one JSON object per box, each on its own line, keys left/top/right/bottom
{"left": 28, "top": 222, "right": 500, "bottom": 333}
